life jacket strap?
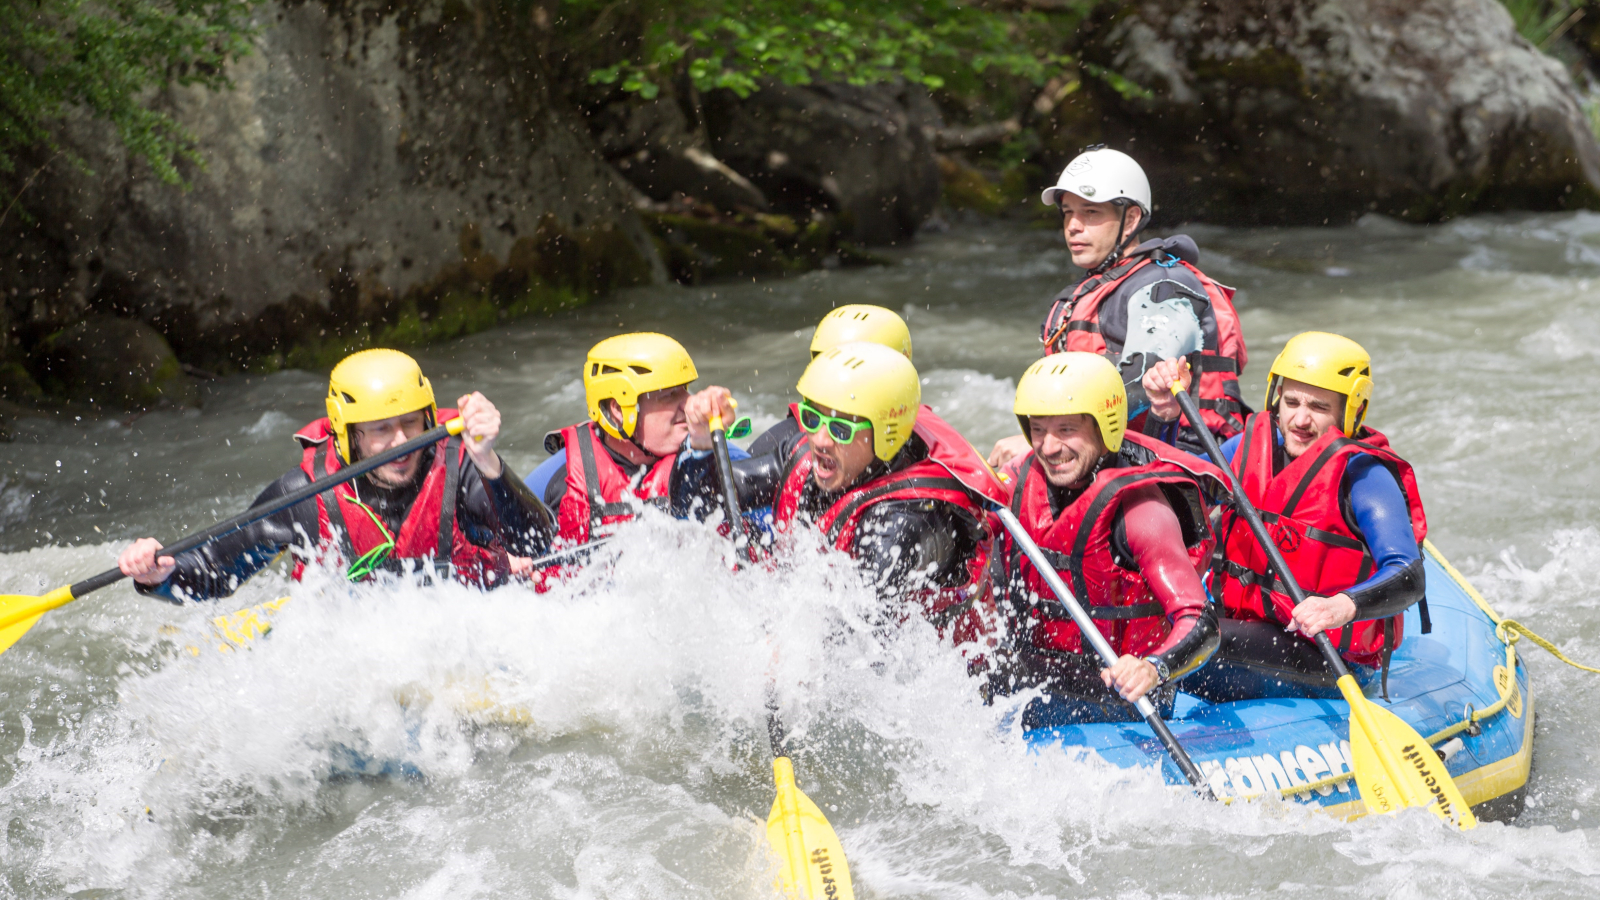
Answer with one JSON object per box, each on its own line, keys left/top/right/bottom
{"left": 321, "top": 446, "right": 354, "bottom": 563}
{"left": 577, "top": 422, "right": 637, "bottom": 531}
{"left": 1255, "top": 510, "right": 1368, "bottom": 553}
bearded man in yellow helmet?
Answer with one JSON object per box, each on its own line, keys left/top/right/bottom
{"left": 988, "top": 352, "right": 1223, "bottom": 726}
{"left": 1147, "top": 332, "right": 1429, "bottom": 701}
{"left": 530, "top": 332, "right": 744, "bottom": 544}
{"left": 116, "top": 349, "right": 554, "bottom": 599}
{"left": 678, "top": 342, "right": 1006, "bottom": 642}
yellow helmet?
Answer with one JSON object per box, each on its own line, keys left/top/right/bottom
{"left": 796, "top": 341, "right": 920, "bottom": 461}
{"left": 1013, "top": 352, "right": 1127, "bottom": 453}
{"left": 1266, "top": 331, "right": 1373, "bottom": 435}
{"left": 585, "top": 333, "right": 699, "bottom": 440}
{"left": 326, "top": 348, "right": 437, "bottom": 464}
{"left": 810, "top": 304, "right": 913, "bottom": 360}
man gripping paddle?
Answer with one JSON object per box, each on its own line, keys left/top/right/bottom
{"left": 1147, "top": 333, "right": 1428, "bottom": 702}
{"left": 117, "top": 349, "right": 555, "bottom": 600}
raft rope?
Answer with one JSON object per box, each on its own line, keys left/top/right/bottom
{"left": 1270, "top": 539, "right": 1599, "bottom": 800}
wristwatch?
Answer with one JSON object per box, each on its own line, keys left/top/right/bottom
{"left": 1143, "top": 655, "right": 1171, "bottom": 685}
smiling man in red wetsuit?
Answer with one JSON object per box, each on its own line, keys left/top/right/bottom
{"left": 989, "top": 352, "right": 1223, "bottom": 727}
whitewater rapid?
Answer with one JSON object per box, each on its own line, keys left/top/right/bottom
{"left": 4, "top": 213, "right": 1600, "bottom": 897}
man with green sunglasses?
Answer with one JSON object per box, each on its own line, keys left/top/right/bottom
{"left": 674, "top": 342, "right": 1007, "bottom": 645}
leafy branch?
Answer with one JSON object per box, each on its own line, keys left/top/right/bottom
{"left": 0, "top": 0, "right": 259, "bottom": 185}
{"left": 571, "top": 0, "right": 1081, "bottom": 100}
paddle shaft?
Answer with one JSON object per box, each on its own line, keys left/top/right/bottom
{"left": 1170, "top": 391, "right": 1351, "bottom": 679}
{"left": 68, "top": 420, "right": 464, "bottom": 607}
{"left": 709, "top": 415, "right": 753, "bottom": 564}
{"left": 708, "top": 416, "right": 793, "bottom": 759}
{"left": 990, "top": 504, "right": 1212, "bottom": 794}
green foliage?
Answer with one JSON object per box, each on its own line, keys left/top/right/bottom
{"left": 0, "top": 0, "right": 259, "bottom": 183}
{"left": 571, "top": 0, "right": 1084, "bottom": 99}
{"left": 1498, "top": 0, "right": 1586, "bottom": 49}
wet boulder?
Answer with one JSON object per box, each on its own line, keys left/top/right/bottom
{"left": 704, "top": 82, "right": 943, "bottom": 245}
{"left": 1058, "top": 0, "right": 1600, "bottom": 224}
{"left": 29, "top": 316, "right": 200, "bottom": 410}
{"left": 593, "top": 97, "right": 770, "bottom": 213}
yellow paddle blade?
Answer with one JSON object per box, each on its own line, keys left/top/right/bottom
{"left": 766, "top": 756, "right": 854, "bottom": 900}
{"left": 1340, "top": 675, "right": 1477, "bottom": 829}
{"left": 210, "top": 596, "right": 293, "bottom": 648}
{"left": 0, "top": 612, "right": 45, "bottom": 655}
{"left": 0, "top": 586, "right": 79, "bottom": 654}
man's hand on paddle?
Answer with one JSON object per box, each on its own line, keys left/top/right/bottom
{"left": 457, "top": 392, "right": 504, "bottom": 479}
{"left": 118, "top": 538, "right": 176, "bottom": 586}
{"left": 1142, "top": 357, "right": 1193, "bottom": 423}
{"left": 684, "top": 387, "right": 738, "bottom": 451}
{"left": 1287, "top": 592, "right": 1358, "bottom": 638}
{"left": 1101, "top": 654, "right": 1161, "bottom": 703}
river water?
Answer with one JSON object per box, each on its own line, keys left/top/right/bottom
{"left": 2, "top": 214, "right": 1598, "bottom": 897}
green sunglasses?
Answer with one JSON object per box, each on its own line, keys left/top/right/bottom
{"left": 797, "top": 400, "right": 872, "bottom": 443}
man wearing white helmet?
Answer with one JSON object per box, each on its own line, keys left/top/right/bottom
{"left": 989, "top": 146, "right": 1248, "bottom": 465}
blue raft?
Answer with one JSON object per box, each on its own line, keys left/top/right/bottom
{"left": 1024, "top": 541, "right": 1534, "bottom": 821}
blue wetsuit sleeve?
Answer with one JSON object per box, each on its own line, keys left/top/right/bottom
{"left": 1212, "top": 433, "right": 1242, "bottom": 468}
{"left": 1341, "top": 456, "right": 1424, "bottom": 618}
{"left": 525, "top": 449, "right": 566, "bottom": 500}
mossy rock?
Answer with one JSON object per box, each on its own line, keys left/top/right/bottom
{"left": 938, "top": 155, "right": 1007, "bottom": 216}
{"left": 644, "top": 212, "right": 800, "bottom": 284}
{"left": 29, "top": 315, "right": 200, "bottom": 410}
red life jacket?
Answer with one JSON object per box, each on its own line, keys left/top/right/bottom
{"left": 290, "top": 409, "right": 509, "bottom": 586}
{"left": 995, "top": 432, "right": 1225, "bottom": 659}
{"left": 1041, "top": 252, "right": 1247, "bottom": 438}
{"left": 1216, "top": 412, "right": 1428, "bottom": 668}
{"left": 771, "top": 407, "right": 1007, "bottom": 645}
{"left": 546, "top": 421, "right": 677, "bottom": 543}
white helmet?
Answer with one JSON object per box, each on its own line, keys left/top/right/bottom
{"left": 1041, "top": 147, "right": 1151, "bottom": 214}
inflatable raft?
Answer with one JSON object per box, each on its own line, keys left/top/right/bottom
{"left": 1024, "top": 540, "right": 1534, "bottom": 821}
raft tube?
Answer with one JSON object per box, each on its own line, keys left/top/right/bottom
{"left": 1024, "top": 542, "right": 1534, "bottom": 821}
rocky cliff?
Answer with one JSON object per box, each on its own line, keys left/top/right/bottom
{"left": 6, "top": 0, "right": 1600, "bottom": 417}
{"left": 3, "top": 0, "right": 658, "bottom": 397}
{"left": 1048, "top": 0, "right": 1600, "bottom": 224}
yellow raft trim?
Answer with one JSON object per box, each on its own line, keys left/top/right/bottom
{"left": 1271, "top": 541, "right": 1536, "bottom": 806}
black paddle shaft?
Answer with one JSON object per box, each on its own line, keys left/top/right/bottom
{"left": 990, "top": 504, "right": 1214, "bottom": 796}
{"left": 1172, "top": 391, "right": 1352, "bottom": 680}
{"left": 710, "top": 423, "right": 753, "bottom": 563}
{"left": 709, "top": 419, "right": 791, "bottom": 759}
{"left": 68, "top": 422, "right": 459, "bottom": 603}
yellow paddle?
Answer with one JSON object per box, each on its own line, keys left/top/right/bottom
{"left": 709, "top": 410, "right": 855, "bottom": 899}
{"left": 0, "top": 418, "right": 467, "bottom": 656}
{"left": 1172, "top": 388, "right": 1475, "bottom": 828}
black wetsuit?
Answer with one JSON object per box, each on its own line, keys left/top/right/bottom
{"left": 671, "top": 428, "right": 984, "bottom": 608}
{"left": 140, "top": 446, "right": 554, "bottom": 602}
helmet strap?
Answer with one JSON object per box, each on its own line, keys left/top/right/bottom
{"left": 1092, "top": 202, "right": 1138, "bottom": 273}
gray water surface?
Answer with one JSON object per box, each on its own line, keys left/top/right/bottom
{"left": 2, "top": 214, "right": 1598, "bottom": 897}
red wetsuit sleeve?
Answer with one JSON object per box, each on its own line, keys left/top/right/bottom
{"left": 1120, "top": 484, "right": 1219, "bottom": 678}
